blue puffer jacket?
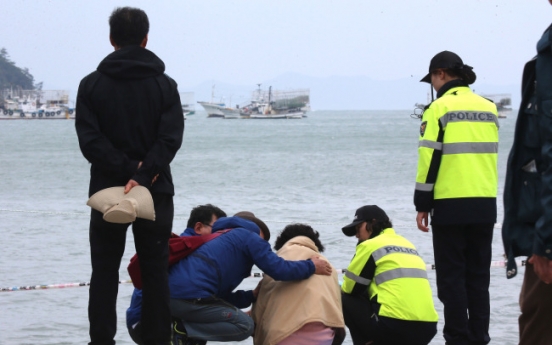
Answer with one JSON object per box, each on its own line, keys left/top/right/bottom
{"left": 126, "top": 227, "right": 198, "bottom": 328}
{"left": 169, "top": 216, "right": 316, "bottom": 308}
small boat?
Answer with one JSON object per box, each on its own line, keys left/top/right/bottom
{"left": 481, "top": 93, "right": 511, "bottom": 118}
{"left": 197, "top": 85, "right": 228, "bottom": 118}
{"left": 198, "top": 101, "right": 226, "bottom": 118}
{"left": 0, "top": 89, "right": 74, "bottom": 120}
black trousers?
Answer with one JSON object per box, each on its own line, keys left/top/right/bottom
{"left": 432, "top": 223, "right": 493, "bottom": 345}
{"left": 341, "top": 292, "right": 437, "bottom": 345}
{"left": 88, "top": 194, "right": 173, "bottom": 345}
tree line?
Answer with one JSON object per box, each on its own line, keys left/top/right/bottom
{"left": 0, "top": 48, "right": 42, "bottom": 91}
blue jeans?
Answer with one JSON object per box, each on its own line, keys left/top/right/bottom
{"left": 170, "top": 297, "right": 254, "bottom": 341}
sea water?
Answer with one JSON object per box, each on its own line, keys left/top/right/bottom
{"left": 0, "top": 110, "right": 522, "bottom": 345}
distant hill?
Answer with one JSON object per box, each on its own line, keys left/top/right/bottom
{"left": 186, "top": 72, "right": 520, "bottom": 111}
{"left": 0, "top": 48, "right": 40, "bottom": 91}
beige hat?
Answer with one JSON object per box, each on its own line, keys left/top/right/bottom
{"left": 87, "top": 186, "right": 155, "bottom": 224}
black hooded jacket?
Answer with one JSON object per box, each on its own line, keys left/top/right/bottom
{"left": 76, "top": 45, "right": 184, "bottom": 196}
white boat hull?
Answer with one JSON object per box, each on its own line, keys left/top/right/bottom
{"left": 249, "top": 111, "right": 304, "bottom": 119}
{"left": 197, "top": 101, "right": 225, "bottom": 118}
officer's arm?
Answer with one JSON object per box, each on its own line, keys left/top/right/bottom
{"left": 414, "top": 106, "right": 443, "bottom": 212}
{"left": 341, "top": 248, "right": 375, "bottom": 296}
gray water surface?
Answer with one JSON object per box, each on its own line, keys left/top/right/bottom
{"left": 0, "top": 110, "right": 522, "bottom": 345}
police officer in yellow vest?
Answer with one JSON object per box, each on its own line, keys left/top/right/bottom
{"left": 415, "top": 51, "right": 499, "bottom": 345}
{"left": 341, "top": 205, "right": 438, "bottom": 345}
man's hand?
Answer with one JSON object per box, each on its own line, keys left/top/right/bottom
{"left": 124, "top": 179, "right": 140, "bottom": 194}
{"left": 416, "top": 212, "right": 429, "bottom": 232}
{"left": 528, "top": 255, "right": 552, "bottom": 284}
{"left": 311, "top": 256, "right": 332, "bottom": 276}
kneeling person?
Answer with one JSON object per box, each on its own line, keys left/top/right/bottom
{"left": 126, "top": 204, "right": 226, "bottom": 345}
{"left": 341, "top": 205, "right": 438, "bottom": 345}
{"left": 251, "top": 224, "right": 346, "bottom": 345}
{"left": 169, "top": 212, "right": 333, "bottom": 344}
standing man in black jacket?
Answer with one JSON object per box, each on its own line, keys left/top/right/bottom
{"left": 503, "top": 2, "right": 552, "bottom": 344}
{"left": 75, "top": 7, "right": 184, "bottom": 345}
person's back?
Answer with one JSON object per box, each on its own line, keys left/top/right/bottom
{"left": 416, "top": 85, "right": 499, "bottom": 224}
{"left": 75, "top": 7, "right": 184, "bottom": 345}
{"left": 169, "top": 217, "right": 315, "bottom": 306}
{"left": 252, "top": 224, "right": 345, "bottom": 345}
{"left": 345, "top": 228, "right": 436, "bottom": 321}
{"left": 76, "top": 29, "right": 183, "bottom": 195}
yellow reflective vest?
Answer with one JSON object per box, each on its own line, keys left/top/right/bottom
{"left": 414, "top": 85, "right": 499, "bottom": 224}
{"left": 341, "top": 228, "right": 438, "bottom": 322}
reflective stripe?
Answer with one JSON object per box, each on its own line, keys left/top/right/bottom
{"left": 415, "top": 182, "right": 433, "bottom": 192}
{"left": 372, "top": 246, "right": 421, "bottom": 262}
{"left": 439, "top": 110, "right": 499, "bottom": 128}
{"left": 419, "top": 140, "right": 443, "bottom": 150}
{"left": 344, "top": 270, "right": 371, "bottom": 286}
{"left": 442, "top": 142, "right": 498, "bottom": 154}
{"left": 374, "top": 268, "right": 428, "bottom": 285}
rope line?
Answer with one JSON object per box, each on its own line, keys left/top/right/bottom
{"left": 0, "top": 259, "right": 526, "bottom": 292}
{"left": 0, "top": 208, "right": 503, "bottom": 228}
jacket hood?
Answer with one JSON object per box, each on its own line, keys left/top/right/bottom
{"left": 97, "top": 45, "right": 165, "bottom": 80}
{"left": 212, "top": 216, "right": 260, "bottom": 235}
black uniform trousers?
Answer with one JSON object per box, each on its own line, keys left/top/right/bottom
{"left": 88, "top": 194, "right": 173, "bottom": 345}
{"left": 432, "top": 223, "right": 494, "bottom": 345}
{"left": 341, "top": 292, "right": 437, "bottom": 345}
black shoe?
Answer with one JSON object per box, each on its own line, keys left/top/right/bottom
{"left": 171, "top": 318, "right": 188, "bottom": 345}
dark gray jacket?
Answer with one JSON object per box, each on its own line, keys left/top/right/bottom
{"left": 503, "top": 25, "right": 552, "bottom": 278}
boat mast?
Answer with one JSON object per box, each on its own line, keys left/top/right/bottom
{"left": 211, "top": 84, "right": 215, "bottom": 103}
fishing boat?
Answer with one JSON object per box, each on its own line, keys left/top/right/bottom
{"left": 221, "top": 106, "right": 242, "bottom": 119}
{"left": 481, "top": 93, "right": 511, "bottom": 118}
{"left": 197, "top": 85, "right": 228, "bottom": 118}
{"left": 0, "top": 89, "right": 74, "bottom": 120}
{"left": 220, "top": 84, "right": 309, "bottom": 120}
{"left": 244, "top": 86, "right": 309, "bottom": 119}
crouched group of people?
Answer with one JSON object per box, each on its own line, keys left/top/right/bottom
{"left": 125, "top": 204, "right": 439, "bottom": 345}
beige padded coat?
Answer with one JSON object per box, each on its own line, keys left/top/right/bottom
{"left": 251, "top": 236, "right": 345, "bottom": 345}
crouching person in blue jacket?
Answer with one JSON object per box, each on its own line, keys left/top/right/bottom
{"left": 126, "top": 204, "right": 227, "bottom": 345}
{"left": 169, "top": 212, "right": 333, "bottom": 344}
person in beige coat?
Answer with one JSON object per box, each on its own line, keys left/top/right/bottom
{"left": 251, "top": 224, "right": 346, "bottom": 345}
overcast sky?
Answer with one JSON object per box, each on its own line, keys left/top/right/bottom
{"left": 2, "top": 0, "right": 551, "bottom": 101}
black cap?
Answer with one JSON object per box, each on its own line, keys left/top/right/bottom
{"left": 342, "top": 205, "right": 389, "bottom": 237}
{"left": 420, "top": 51, "right": 475, "bottom": 84}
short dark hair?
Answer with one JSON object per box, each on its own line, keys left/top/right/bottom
{"left": 368, "top": 219, "right": 393, "bottom": 239}
{"left": 274, "top": 223, "right": 325, "bottom": 253}
{"left": 186, "top": 204, "right": 226, "bottom": 228}
{"left": 109, "top": 7, "right": 149, "bottom": 47}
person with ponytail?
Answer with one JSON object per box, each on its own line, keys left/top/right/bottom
{"left": 414, "top": 51, "right": 499, "bottom": 345}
